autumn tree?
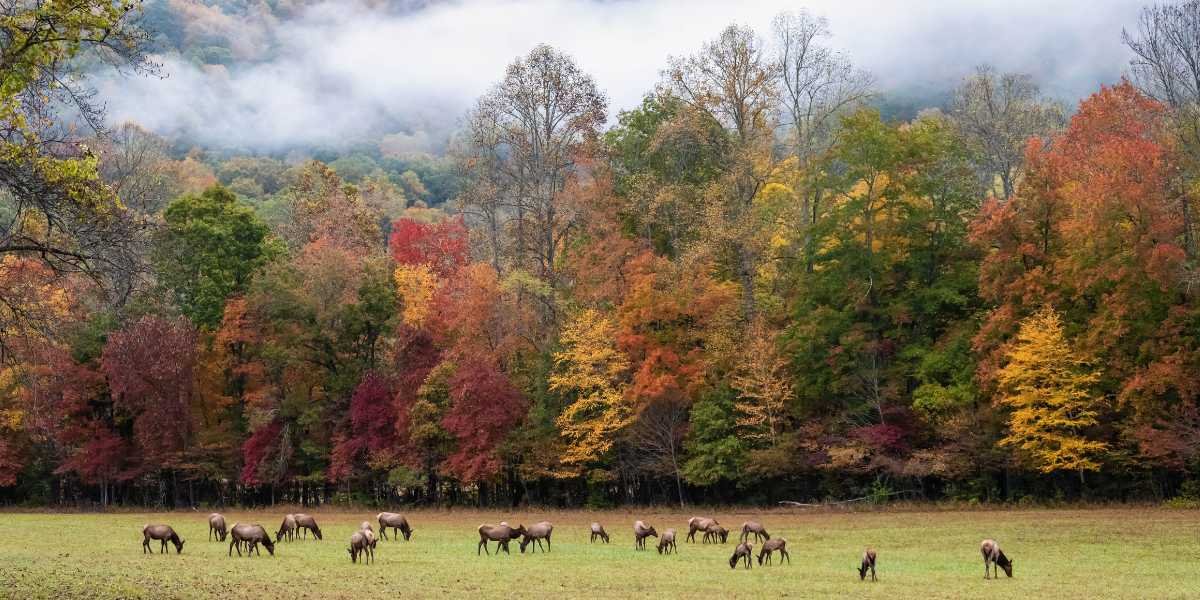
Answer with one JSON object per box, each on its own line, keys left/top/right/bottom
{"left": 551, "top": 309, "right": 631, "bottom": 474}
{"left": 732, "top": 323, "right": 792, "bottom": 444}
{"left": 997, "top": 307, "right": 1107, "bottom": 476}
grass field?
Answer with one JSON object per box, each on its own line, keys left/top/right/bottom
{"left": 0, "top": 506, "right": 1196, "bottom": 599}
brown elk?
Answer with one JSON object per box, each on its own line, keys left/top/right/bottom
{"left": 740, "top": 521, "right": 769, "bottom": 543}
{"left": 377, "top": 512, "right": 413, "bottom": 541}
{"left": 686, "top": 517, "right": 717, "bottom": 543}
{"left": 981, "top": 539, "right": 1013, "bottom": 579}
{"left": 657, "top": 529, "right": 677, "bottom": 555}
{"left": 142, "top": 524, "right": 184, "bottom": 554}
{"left": 519, "top": 521, "right": 553, "bottom": 553}
{"left": 859, "top": 548, "right": 877, "bottom": 581}
{"left": 729, "top": 541, "right": 753, "bottom": 569}
{"left": 275, "top": 514, "right": 297, "bottom": 543}
{"left": 228, "top": 523, "right": 275, "bottom": 557}
{"left": 348, "top": 531, "right": 373, "bottom": 564}
{"left": 633, "top": 521, "right": 658, "bottom": 550}
{"left": 360, "top": 522, "right": 378, "bottom": 552}
{"left": 293, "top": 513, "right": 322, "bottom": 540}
{"left": 590, "top": 522, "right": 609, "bottom": 544}
{"left": 758, "top": 538, "right": 789, "bottom": 565}
{"left": 208, "top": 513, "right": 227, "bottom": 542}
{"left": 477, "top": 523, "right": 526, "bottom": 555}
{"left": 703, "top": 523, "right": 729, "bottom": 544}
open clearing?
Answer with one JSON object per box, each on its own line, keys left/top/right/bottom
{"left": 0, "top": 507, "right": 1196, "bottom": 599}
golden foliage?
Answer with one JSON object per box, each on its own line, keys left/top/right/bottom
{"left": 551, "top": 309, "right": 632, "bottom": 468}
{"left": 393, "top": 264, "right": 438, "bottom": 329}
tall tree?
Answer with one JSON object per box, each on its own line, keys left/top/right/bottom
{"left": 551, "top": 309, "right": 631, "bottom": 474}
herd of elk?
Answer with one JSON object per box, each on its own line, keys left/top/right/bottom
{"left": 589, "top": 522, "right": 609, "bottom": 544}
{"left": 146, "top": 513, "right": 1015, "bottom": 583}
{"left": 633, "top": 520, "right": 658, "bottom": 550}
{"left": 143, "top": 524, "right": 185, "bottom": 554}
{"left": 377, "top": 512, "right": 413, "bottom": 541}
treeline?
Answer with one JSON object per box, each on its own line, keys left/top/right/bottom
{"left": 2, "top": 3, "right": 1200, "bottom": 509}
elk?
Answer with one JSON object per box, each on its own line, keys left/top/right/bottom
{"left": 657, "top": 529, "right": 677, "bottom": 555}
{"left": 740, "top": 521, "right": 769, "bottom": 543}
{"left": 360, "top": 522, "right": 378, "bottom": 553}
{"left": 208, "top": 513, "right": 227, "bottom": 542}
{"left": 859, "top": 548, "right": 877, "bottom": 581}
{"left": 519, "top": 521, "right": 553, "bottom": 553}
{"left": 276, "top": 514, "right": 297, "bottom": 543}
{"left": 633, "top": 521, "right": 658, "bottom": 551}
{"left": 703, "top": 523, "right": 729, "bottom": 544}
{"left": 729, "top": 542, "right": 753, "bottom": 569}
{"left": 981, "top": 539, "right": 1013, "bottom": 579}
{"left": 686, "top": 517, "right": 718, "bottom": 543}
{"left": 228, "top": 523, "right": 275, "bottom": 557}
{"left": 142, "top": 524, "right": 184, "bottom": 554}
{"left": 377, "top": 512, "right": 413, "bottom": 541}
{"left": 590, "top": 522, "right": 610, "bottom": 544}
{"left": 758, "top": 538, "right": 789, "bottom": 565}
{"left": 293, "top": 513, "right": 322, "bottom": 540}
{"left": 477, "top": 523, "right": 526, "bottom": 555}
{"left": 348, "top": 531, "right": 373, "bottom": 564}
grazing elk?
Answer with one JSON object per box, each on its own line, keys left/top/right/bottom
{"left": 758, "top": 538, "right": 789, "bottom": 565}
{"left": 703, "top": 523, "right": 729, "bottom": 544}
{"left": 633, "top": 521, "right": 658, "bottom": 551}
{"left": 657, "top": 529, "right": 677, "bottom": 555}
{"left": 740, "top": 521, "right": 769, "bottom": 544}
{"left": 686, "top": 517, "right": 718, "bottom": 543}
{"left": 348, "top": 531, "right": 373, "bottom": 564}
{"left": 142, "top": 524, "right": 185, "bottom": 554}
{"left": 520, "top": 521, "right": 553, "bottom": 554}
{"left": 276, "top": 514, "right": 297, "bottom": 543}
{"left": 980, "top": 539, "right": 1013, "bottom": 579}
{"left": 293, "top": 513, "right": 322, "bottom": 540}
{"left": 377, "top": 512, "right": 413, "bottom": 541}
{"left": 859, "top": 548, "right": 877, "bottom": 581}
{"left": 228, "top": 523, "right": 275, "bottom": 557}
{"left": 477, "top": 523, "right": 526, "bottom": 555}
{"left": 590, "top": 522, "right": 610, "bottom": 544}
{"left": 208, "top": 513, "right": 227, "bottom": 542}
{"left": 729, "top": 542, "right": 754, "bottom": 569}
{"left": 360, "top": 523, "right": 378, "bottom": 553}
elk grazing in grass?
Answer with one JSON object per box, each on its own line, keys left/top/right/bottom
{"left": 228, "top": 523, "right": 274, "bottom": 557}
{"left": 208, "top": 513, "right": 227, "bottom": 542}
{"left": 477, "top": 523, "right": 526, "bottom": 555}
{"left": 348, "top": 531, "right": 373, "bottom": 564}
{"left": 757, "top": 538, "right": 789, "bottom": 565}
{"left": 980, "top": 539, "right": 1013, "bottom": 579}
{"left": 142, "top": 524, "right": 185, "bottom": 554}
{"left": 590, "top": 522, "right": 609, "bottom": 544}
{"left": 740, "top": 521, "right": 769, "bottom": 544}
{"left": 730, "top": 542, "right": 753, "bottom": 569}
{"left": 293, "top": 513, "right": 322, "bottom": 540}
{"left": 360, "top": 522, "right": 378, "bottom": 553}
{"left": 633, "top": 521, "right": 658, "bottom": 551}
{"left": 859, "top": 548, "right": 877, "bottom": 581}
{"left": 703, "top": 523, "right": 729, "bottom": 544}
{"left": 275, "top": 514, "right": 297, "bottom": 543}
{"left": 686, "top": 517, "right": 717, "bottom": 543}
{"left": 377, "top": 512, "right": 413, "bottom": 541}
{"left": 657, "top": 529, "right": 677, "bottom": 555}
{"left": 519, "top": 521, "right": 553, "bottom": 553}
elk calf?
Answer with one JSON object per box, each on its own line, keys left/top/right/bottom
{"left": 858, "top": 548, "right": 877, "bottom": 581}
{"left": 520, "top": 521, "right": 553, "bottom": 554}
{"left": 657, "top": 529, "right": 677, "bottom": 554}
{"left": 758, "top": 538, "right": 789, "bottom": 565}
{"left": 377, "top": 512, "right": 413, "bottom": 541}
{"left": 686, "top": 517, "right": 717, "bottom": 543}
{"left": 633, "top": 520, "right": 658, "bottom": 551}
{"left": 276, "top": 514, "right": 297, "bottom": 543}
{"left": 980, "top": 539, "right": 1013, "bottom": 579}
{"left": 348, "top": 531, "right": 372, "bottom": 564}
{"left": 208, "top": 513, "right": 227, "bottom": 542}
{"left": 704, "top": 523, "right": 729, "bottom": 544}
{"left": 590, "top": 522, "right": 609, "bottom": 544}
{"left": 142, "top": 524, "right": 184, "bottom": 554}
{"left": 729, "top": 542, "right": 753, "bottom": 569}
{"left": 740, "top": 521, "right": 769, "bottom": 543}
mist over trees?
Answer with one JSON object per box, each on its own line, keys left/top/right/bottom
{"left": 2, "top": 1, "right": 1199, "bottom": 508}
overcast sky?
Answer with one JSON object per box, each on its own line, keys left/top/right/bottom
{"left": 96, "top": 0, "right": 1145, "bottom": 153}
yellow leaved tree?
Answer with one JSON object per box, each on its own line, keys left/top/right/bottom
{"left": 997, "top": 307, "right": 1108, "bottom": 476}
{"left": 732, "top": 322, "right": 792, "bottom": 444}
{"left": 551, "top": 309, "right": 631, "bottom": 474}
